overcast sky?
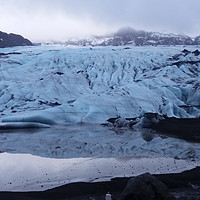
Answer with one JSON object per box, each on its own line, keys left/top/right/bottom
{"left": 0, "top": 0, "right": 200, "bottom": 42}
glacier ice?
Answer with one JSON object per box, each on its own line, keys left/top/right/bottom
{"left": 0, "top": 45, "right": 199, "bottom": 124}
{"left": 0, "top": 45, "right": 200, "bottom": 192}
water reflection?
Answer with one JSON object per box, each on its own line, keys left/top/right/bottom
{"left": 0, "top": 124, "right": 153, "bottom": 158}
{"left": 0, "top": 124, "right": 199, "bottom": 161}
{"left": 109, "top": 126, "right": 155, "bottom": 142}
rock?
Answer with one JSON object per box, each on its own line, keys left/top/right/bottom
{"left": 192, "top": 49, "right": 200, "bottom": 56}
{"left": 181, "top": 49, "right": 191, "bottom": 55}
{"left": 140, "top": 113, "right": 163, "bottom": 128}
{"left": 114, "top": 117, "right": 128, "bottom": 128}
{"left": 107, "top": 117, "right": 139, "bottom": 129}
{"left": 121, "top": 173, "right": 175, "bottom": 200}
{"left": 0, "top": 31, "right": 32, "bottom": 48}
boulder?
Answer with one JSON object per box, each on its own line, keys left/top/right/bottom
{"left": 140, "top": 113, "right": 163, "bottom": 128}
{"left": 107, "top": 117, "right": 139, "bottom": 129}
{"left": 121, "top": 173, "right": 175, "bottom": 200}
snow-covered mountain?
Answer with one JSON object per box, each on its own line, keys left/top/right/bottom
{"left": 0, "top": 31, "right": 32, "bottom": 48}
{"left": 194, "top": 35, "right": 200, "bottom": 44}
{"left": 0, "top": 45, "right": 199, "bottom": 125}
{"left": 65, "top": 27, "right": 199, "bottom": 46}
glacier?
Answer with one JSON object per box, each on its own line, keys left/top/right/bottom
{"left": 0, "top": 45, "right": 199, "bottom": 125}
{"left": 0, "top": 45, "right": 200, "bottom": 191}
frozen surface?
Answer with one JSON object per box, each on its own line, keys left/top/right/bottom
{"left": 0, "top": 152, "right": 199, "bottom": 191}
{"left": 0, "top": 45, "right": 200, "bottom": 191}
{"left": 0, "top": 45, "right": 200, "bottom": 124}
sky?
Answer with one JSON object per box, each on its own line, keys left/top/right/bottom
{"left": 0, "top": 0, "right": 200, "bottom": 42}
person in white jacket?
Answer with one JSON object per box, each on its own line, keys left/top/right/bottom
{"left": 105, "top": 192, "right": 112, "bottom": 200}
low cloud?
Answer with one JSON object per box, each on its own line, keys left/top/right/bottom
{"left": 0, "top": 0, "right": 200, "bottom": 42}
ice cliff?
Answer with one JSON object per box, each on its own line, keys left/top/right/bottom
{"left": 0, "top": 45, "right": 199, "bottom": 125}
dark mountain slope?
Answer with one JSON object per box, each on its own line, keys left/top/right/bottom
{"left": 0, "top": 31, "right": 32, "bottom": 48}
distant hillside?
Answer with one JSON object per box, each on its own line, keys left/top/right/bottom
{"left": 65, "top": 27, "right": 200, "bottom": 46}
{"left": 0, "top": 31, "right": 32, "bottom": 48}
{"left": 194, "top": 35, "right": 200, "bottom": 44}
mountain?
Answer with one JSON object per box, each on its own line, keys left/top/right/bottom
{"left": 65, "top": 27, "right": 199, "bottom": 46}
{"left": 194, "top": 35, "right": 200, "bottom": 44}
{"left": 0, "top": 31, "right": 32, "bottom": 48}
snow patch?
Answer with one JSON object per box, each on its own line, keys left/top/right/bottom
{"left": 0, "top": 152, "right": 198, "bottom": 191}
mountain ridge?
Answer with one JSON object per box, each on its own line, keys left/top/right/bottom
{"left": 0, "top": 31, "right": 33, "bottom": 48}
{"left": 65, "top": 27, "right": 200, "bottom": 46}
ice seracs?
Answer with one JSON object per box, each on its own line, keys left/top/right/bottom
{"left": 0, "top": 45, "right": 199, "bottom": 125}
{"left": 0, "top": 45, "right": 200, "bottom": 192}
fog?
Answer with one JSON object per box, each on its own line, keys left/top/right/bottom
{"left": 0, "top": 0, "right": 200, "bottom": 42}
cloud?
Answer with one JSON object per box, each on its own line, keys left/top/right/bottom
{"left": 0, "top": 0, "right": 200, "bottom": 42}
{"left": 0, "top": 0, "right": 118, "bottom": 41}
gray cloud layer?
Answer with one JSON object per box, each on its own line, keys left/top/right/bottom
{"left": 0, "top": 0, "right": 200, "bottom": 42}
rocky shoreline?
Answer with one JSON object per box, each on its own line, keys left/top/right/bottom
{"left": 107, "top": 113, "right": 200, "bottom": 143}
